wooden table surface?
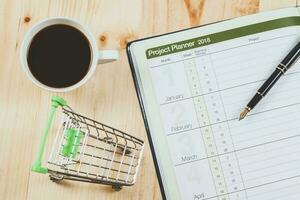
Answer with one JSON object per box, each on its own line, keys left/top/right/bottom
{"left": 0, "top": 0, "right": 298, "bottom": 199}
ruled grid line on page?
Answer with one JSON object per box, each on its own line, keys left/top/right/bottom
{"left": 222, "top": 150, "right": 300, "bottom": 173}
{"left": 173, "top": 133, "right": 300, "bottom": 167}
{"left": 249, "top": 181, "right": 300, "bottom": 200}
{"left": 159, "top": 71, "right": 300, "bottom": 106}
{"left": 167, "top": 101, "right": 300, "bottom": 136}
{"left": 201, "top": 174, "right": 300, "bottom": 200}
{"left": 192, "top": 163, "right": 300, "bottom": 189}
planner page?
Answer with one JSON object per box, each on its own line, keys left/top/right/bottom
{"left": 128, "top": 7, "right": 300, "bottom": 200}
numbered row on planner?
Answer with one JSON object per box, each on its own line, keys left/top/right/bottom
{"left": 175, "top": 159, "right": 247, "bottom": 200}
{"left": 160, "top": 97, "right": 227, "bottom": 134}
{"left": 150, "top": 56, "right": 219, "bottom": 104}
{"left": 167, "top": 127, "right": 237, "bottom": 166}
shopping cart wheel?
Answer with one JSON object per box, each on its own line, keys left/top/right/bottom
{"left": 49, "top": 174, "right": 64, "bottom": 183}
{"left": 118, "top": 146, "right": 132, "bottom": 155}
{"left": 112, "top": 185, "right": 122, "bottom": 191}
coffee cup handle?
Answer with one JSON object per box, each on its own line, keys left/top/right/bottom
{"left": 97, "top": 50, "right": 119, "bottom": 64}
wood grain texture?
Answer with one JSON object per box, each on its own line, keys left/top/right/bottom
{"left": 0, "top": 0, "right": 296, "bottom": 199}
{"left": 260, "top": 0, "right": 297, "bottom": 11}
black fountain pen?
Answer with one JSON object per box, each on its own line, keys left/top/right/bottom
{"left": 239, "top": 41, "right": 300, "bottom": 120}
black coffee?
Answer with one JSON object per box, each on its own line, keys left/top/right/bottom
{"left": 27, "top": 24, "right": 91, "bottom": 88}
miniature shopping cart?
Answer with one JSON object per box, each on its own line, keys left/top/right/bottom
{"left": 32, "top": 96, "right": 144, "bottom": 191}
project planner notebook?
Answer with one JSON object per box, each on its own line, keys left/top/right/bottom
{"left": 127, "top": 7, "right": 300, "bottom": 200}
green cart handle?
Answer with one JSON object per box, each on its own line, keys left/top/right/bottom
{"left": 32, "top": 96, "right": 67, "bottom": 174}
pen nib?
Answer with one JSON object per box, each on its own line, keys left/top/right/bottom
{"left": 239, "top": 108, "right": 249, "bottom": 121}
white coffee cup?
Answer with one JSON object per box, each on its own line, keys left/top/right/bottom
{"left": 20, "top": 17, "right": 118, "bottom": 92}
